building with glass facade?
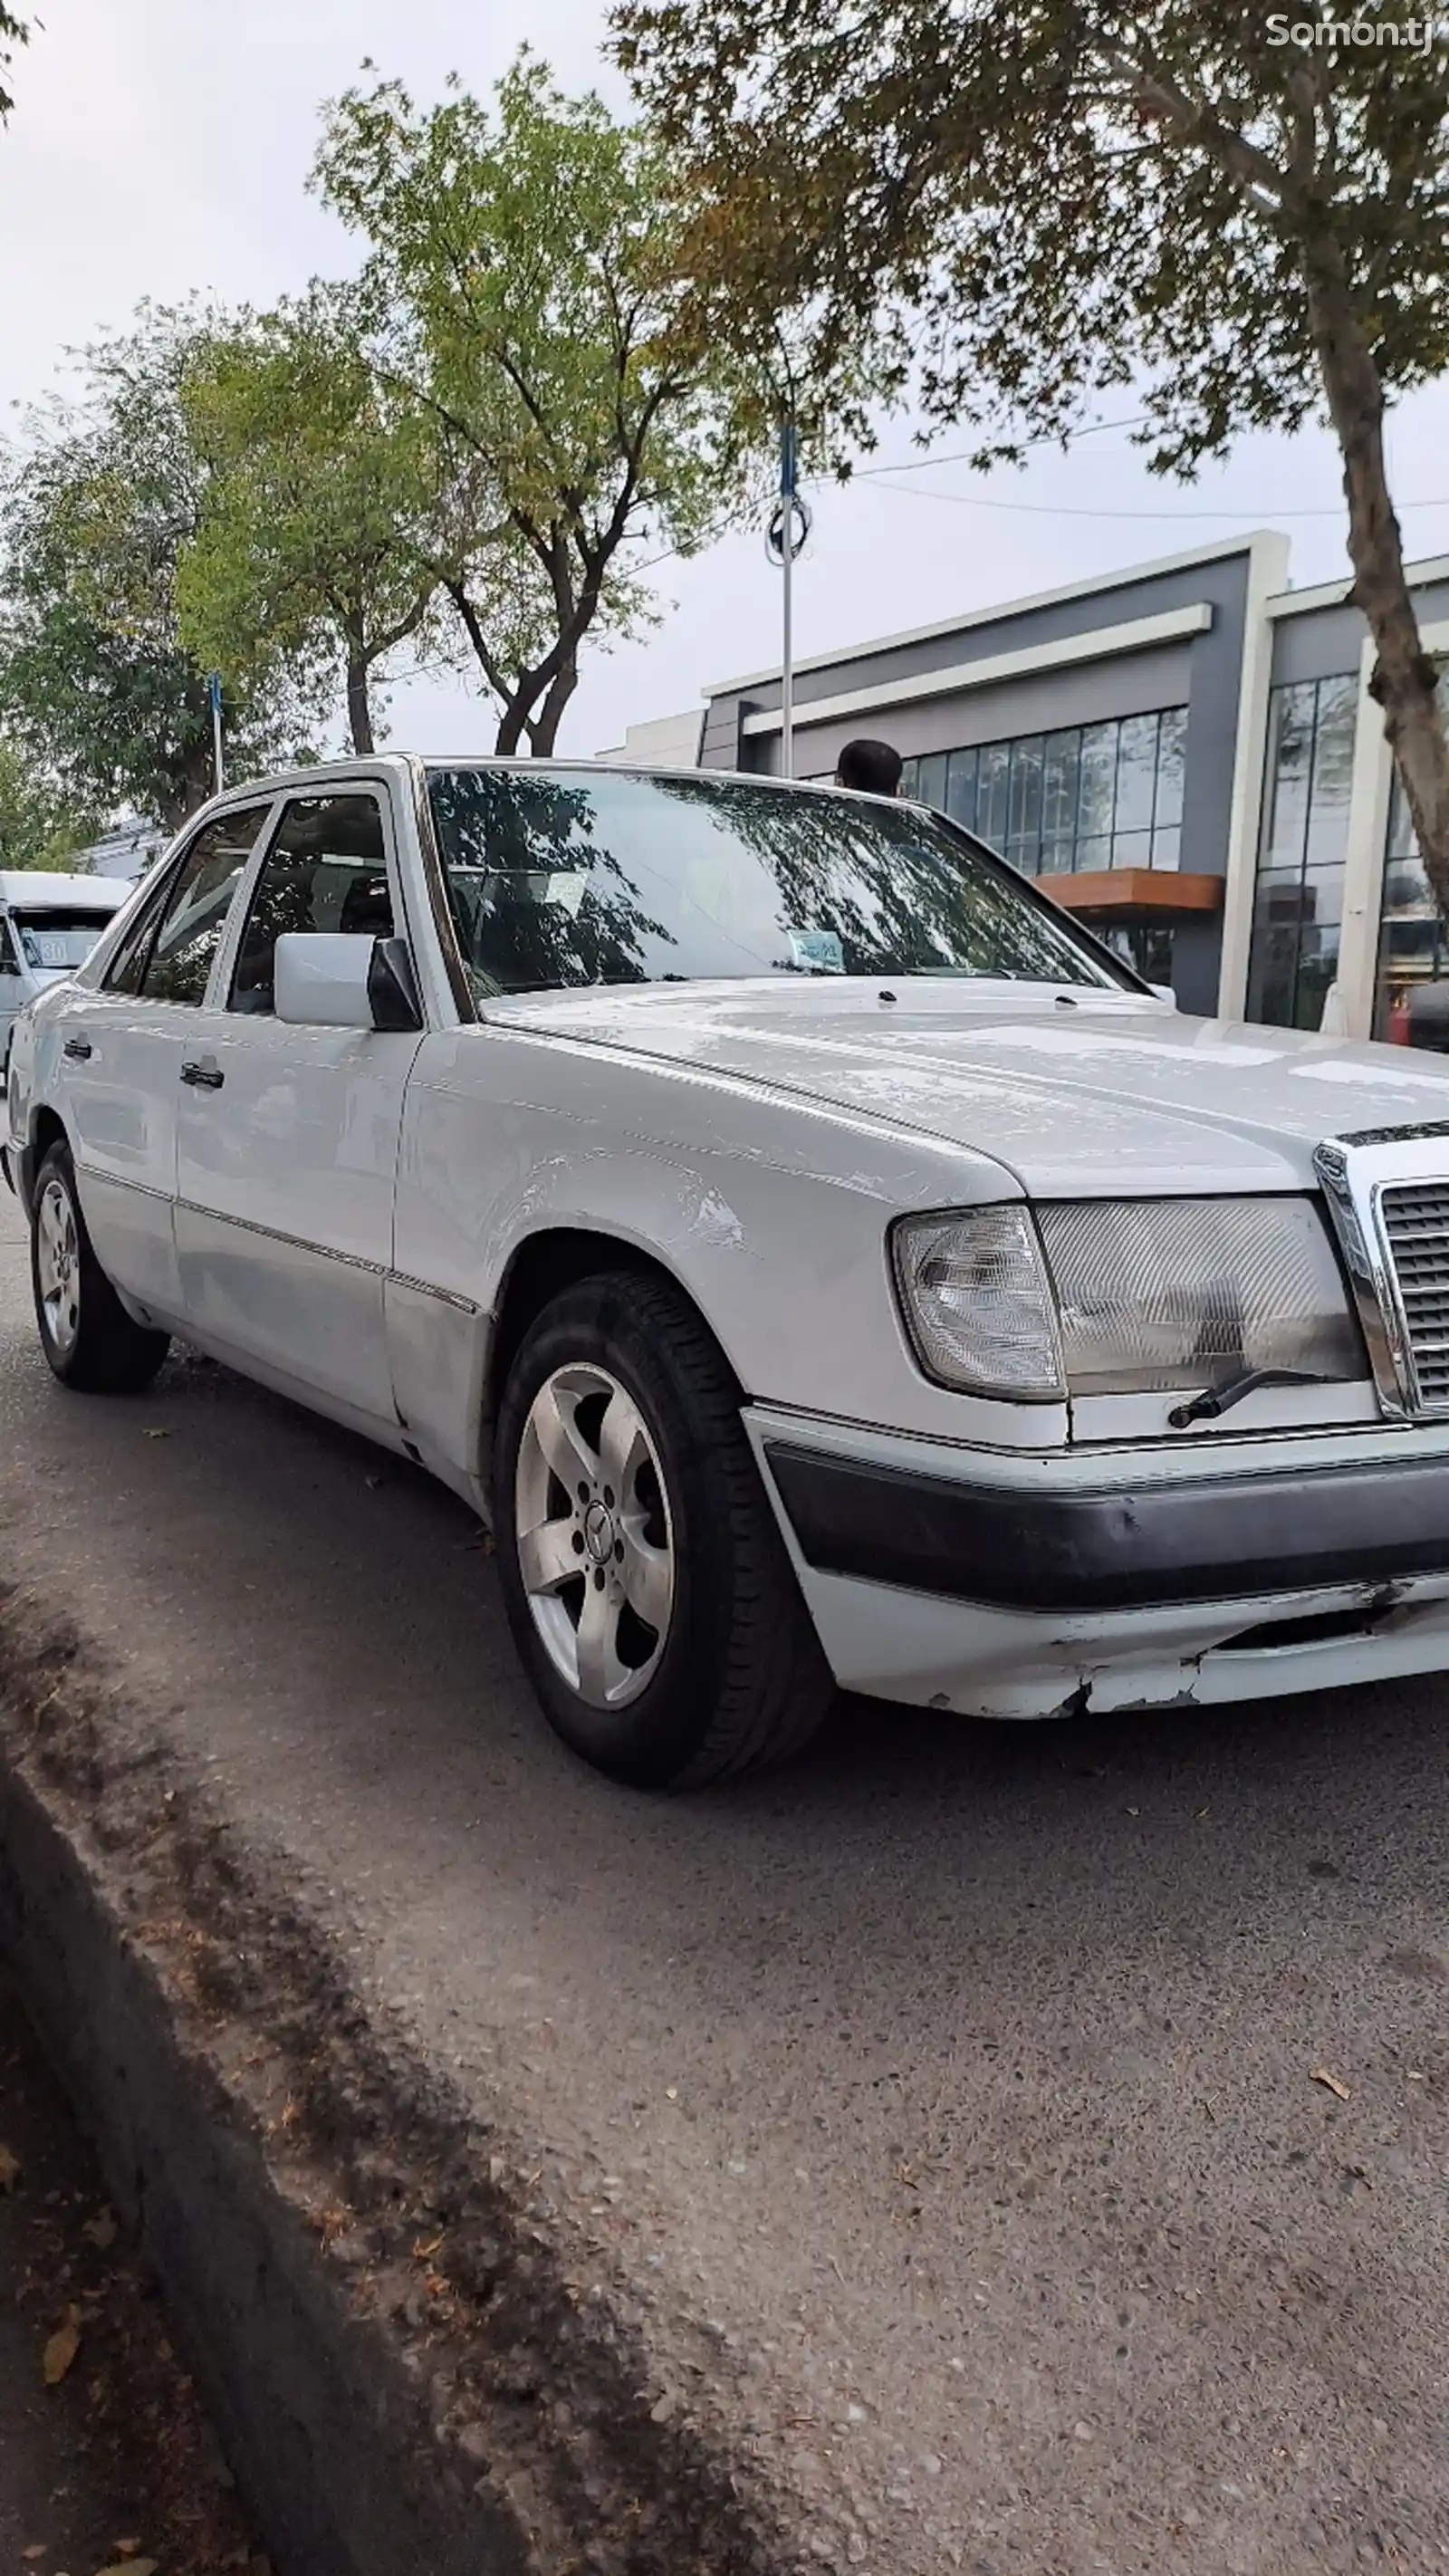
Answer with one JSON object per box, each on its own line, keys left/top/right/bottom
{"left": 665, "top": 533, "right": 1449, "bottom": 1039}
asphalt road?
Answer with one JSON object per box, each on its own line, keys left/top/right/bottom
{"left": 1, "top": 1183, "right": 1447, "bottom": 2576}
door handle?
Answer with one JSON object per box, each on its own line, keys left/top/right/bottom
{"left": 180, "top": 1058, "right": 225, "bottom": 1091}
{"left": 63, "top": 1037, "right": 93, "bottom": 1062}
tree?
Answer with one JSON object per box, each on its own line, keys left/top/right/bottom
{"left": 0, "top": 6, "right": 27, "bottom": 120}
{"left": 0, "top": 307, "right": 314, "bottom": 830}
{"left": 312, "top": 53, "right": 748, "bottom": 755}
{"left": 0, "top": 736, "right": 103, "bottom": 870}
{"left": 617, "top": 0, "right": 1449, "bottom": 904}
{"left": 178, "top": 287, "right": 448, "bottom": 756}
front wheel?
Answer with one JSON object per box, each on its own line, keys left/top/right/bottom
{"left": 493, "top": 1273, "right": 832, "bottom": 1790}
{"left": 31, "top": 1139, "right": 170, "bottom": 1394}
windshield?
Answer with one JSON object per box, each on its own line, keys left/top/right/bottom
{"left": 426, "top": 767, "right": 1133, "bottom": 1003}
{"left": 10, "top": 908, "right": 115, "bottom": 974}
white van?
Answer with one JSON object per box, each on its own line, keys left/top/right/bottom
{"left": 1, "top": 872, "right": 134, "bottom": 1081}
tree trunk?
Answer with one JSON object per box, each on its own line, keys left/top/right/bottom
{"left": 346, "top": 653, "right": 376, "bottom": 757}
{"left": 1302, "top": 232, "right": 1449, "bottom": 908}
{"left": 494, "top": 687, "right": 540, "bottom": 755}
{"left": 525, "top": 652, "right": 581, "bottom": 755}
{"left": 441, "top": 583, "right": 545, "bottom": 755}
{"left": 163, "top": 736, "right": 216, "bottom": 828}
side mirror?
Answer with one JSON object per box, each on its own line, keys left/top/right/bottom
{"left": 1149, "top": 983, "right": 1176, "bottom": 1008}
{"left": 273, "top": 932, "right": 422, "bottom": 1033}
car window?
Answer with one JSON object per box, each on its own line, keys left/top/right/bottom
{"left": 228, "top": 793, "right": 392, "bottom": 1016}
{"left": 108, "top": 805, "right": 272, "bottom": 1004}
{"left": 11, "top": 909, "right": 117, "bottom": 973}
{"left": 103, "top": 865, "right": 182, "bottom": 996}
{"left": 426, "top": 767, "right": 1136, "bottom": 999}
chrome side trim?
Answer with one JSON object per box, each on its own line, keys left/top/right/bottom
{"left": 177, "top": 1197, "right": 386, "bottom": 1277}
{"left": 389, "top": 1269, "right": 480, "bottom": 1316}
{"left": 76, "top": 1164, "right": 171, "bottom": 1206}
{"left": 177, "top": 1196, "right": 479, "bottom": 1311}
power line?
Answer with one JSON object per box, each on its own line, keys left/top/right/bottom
{"left": 851, "top": 413, "right": 1150, "bottom": 477}
{"left": 863, "top": 476, "right": 1449, "bottom": 520}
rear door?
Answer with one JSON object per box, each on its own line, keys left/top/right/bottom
{"left": 53, "top": 803, "right": 274, "bottom": 1318}
{"left": 174, "top": 786, "right": 423, "bottom": 1425}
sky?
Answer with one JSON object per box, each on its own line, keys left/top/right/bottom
{"left": 4, "top": 0, "right": 1449, "bottom": 764}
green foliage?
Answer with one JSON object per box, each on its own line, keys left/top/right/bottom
{"left": 618, "top": 1, "right": 1449, "bottom": 466}
{"left": 616, "top": 0, "right": 1449, "bottom": 887}
{"left": 313, "top": 53, "right": 754, "bottom": 753}
{"left": 0, "top": 735, "right": 103, "bottom": 870}
{"left": 178, "top": 286, "right": 447, "bottom": 755}
{"left": 0, "top": 307, "right": 314, "bottom": 830}
{"left": 0, "top": 5, "right": 27, "bottom": 120}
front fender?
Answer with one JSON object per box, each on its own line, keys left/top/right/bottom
{"left": 390, "top": 1028, "right": 1070, "bottom": 1481}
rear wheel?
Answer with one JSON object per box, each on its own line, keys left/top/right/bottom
{"left": 493, "top": 1272, "right": 832, "bottom": 1789}
{"left": 31, "top": 1139, "right": 169, "bottom": 1394}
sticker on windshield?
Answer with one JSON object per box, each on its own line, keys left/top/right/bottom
{"left": 543, "top": 870, "right": 589, "bottom": 919}
{"left": 785, "top": 928, "right": 845, "bottom": 975}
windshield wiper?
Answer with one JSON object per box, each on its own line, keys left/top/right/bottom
{"left": 1167, "top": 1368, "right": 1324, "bottom": 1429}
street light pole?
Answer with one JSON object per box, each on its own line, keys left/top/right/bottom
{"left": 207, "top": 672, "right": 224, "bottom": 798}
{"left": 780, "top": 416, "right": 796, "bottom": 782}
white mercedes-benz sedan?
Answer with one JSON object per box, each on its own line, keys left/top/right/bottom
{"left": 8, "top": 755, "right": 1449, "bottom": 1787}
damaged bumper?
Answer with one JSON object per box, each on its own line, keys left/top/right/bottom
{"left": 746, "top": 1407, "right": 1449, "bottom": 1718}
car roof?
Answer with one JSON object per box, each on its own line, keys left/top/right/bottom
{"left": 0, "top": 871, "right": 134, "bottom": 908}
{"left": 196, "top": 754, "right": 902, "bottom": 815}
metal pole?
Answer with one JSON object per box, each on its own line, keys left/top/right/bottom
{"left": 780, "top": 418, "right": 795, "bottom": 782}
{"left": 208, "top": 673, "right": 224, "bottom": 797}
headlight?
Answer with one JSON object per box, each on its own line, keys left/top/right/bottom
{"left": 892, "top": 1206, "right": 1066, "bottom": 1399}
{"left": 1037, "top": 1197, "right": 1361, "bottom": 1395}
{"left": 892, "top": 1197, "right": 1362, "bottom": 1403}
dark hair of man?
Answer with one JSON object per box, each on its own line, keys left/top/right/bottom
{"left": 835, "top": 737, "right": 904, "bottom": 795}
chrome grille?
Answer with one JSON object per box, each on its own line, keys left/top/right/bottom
{"left": 1380, "top": 1180, "right": 1449, "bottom": 1411}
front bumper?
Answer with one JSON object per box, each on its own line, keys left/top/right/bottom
{"left": 745, "top": 1407, "right": 1449, "bottom": 1718}
{"left": 764, "top": 1441, "right": 1449, "bottom": 1610}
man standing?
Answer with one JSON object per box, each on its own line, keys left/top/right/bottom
{"left": 834, "top": 738, "right": 903, "bottom": 796}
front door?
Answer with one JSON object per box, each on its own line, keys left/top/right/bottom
{"left": 174, "top": 786, "right": 423, "bottom": 1426}
{"left": 52, "top": 803, "right": 273, "bottom": 1319}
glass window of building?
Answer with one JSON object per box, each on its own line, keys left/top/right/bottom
{"left": 1375, "top": 764, "right": 1441, "bottom": 1041}
{"left": 1246, "top": 674, "right": 1356, "bottom": 1031}
{"left": 901, "top": 706, "right": 1187, "bottom": 878}
{"left": 1101, "top": 922, "right": 1176, "bottom": 986}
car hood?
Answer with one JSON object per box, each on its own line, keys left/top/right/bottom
{"left": 492, "top": 979, "right": 1449, "bottom": 1195}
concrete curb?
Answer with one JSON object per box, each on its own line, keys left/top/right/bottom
{"left": 0, "top": 1593, "right": 806, "bottom": 2576}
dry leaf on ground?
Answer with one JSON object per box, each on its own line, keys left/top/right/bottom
{"left": 0, "top": 2140, "right": 21, "bottom": 2192}
{"left": 43, "top": 2311, "right": 82, "bottom": 2385}
{"left": 95, "top": 2562, "right": 158, "bottom": 2576}
{"left": 1310, "top": 2066, "right": 1352, "bottom": 2101}
{"left": 82, "top": 2206, "right": 119, "bottom": 2250}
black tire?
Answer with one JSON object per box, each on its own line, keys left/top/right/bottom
{"left": 493, "top": 1272, "right": 833, "bottom": 1790}
{"left": 30, "top": 1139, "right": 170, "bottom": 1394}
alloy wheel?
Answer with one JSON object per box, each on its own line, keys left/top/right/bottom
{"left": 36, "top": 1175, "right": 82, "bottom": 1359}
{"left": 514, "top": 1361, "right": 676, "bottom": 1708}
